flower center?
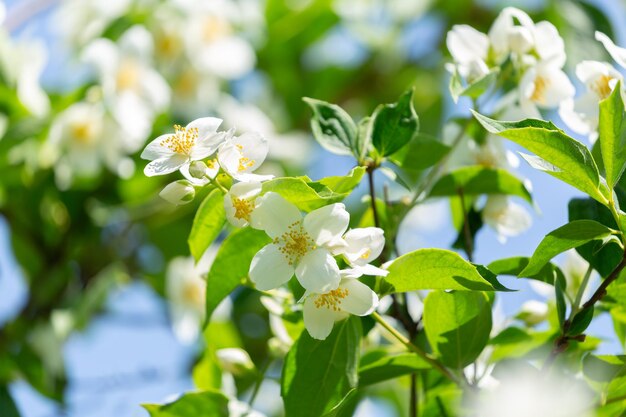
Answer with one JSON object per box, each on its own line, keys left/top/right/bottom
{"left": 314, "top": 288, "right": 350, "bottom": 311}
{"left": 182, "top": 279, "right": 205, "bottom": 309}
{"left": 116, "top": 60, "right": 140, "bottom": 91}
{"left": 274, "top": 222, "right": 316, "bottom": 265}
{"left": 161, "top": 124, "right": 199, "bottom": 155}
{"left": 235, "top": 144, "right": 255, "bottom": 172}
{"left": 202, "top": 15, "right": 232, "bottom": 42}
{"left": 592, "top": 75, "right": 614, "bottom": 99}
{"left": 531, "top": 76, "right": 549, "bottom": 104}
{"left": 360, "top": 249, "right": 372, "bottom": 260}
{"left": 232, "top": 197, "right": 253, "bottom": 221}
{"left": 70, "top": 121, "right": 96, "bottom": 144}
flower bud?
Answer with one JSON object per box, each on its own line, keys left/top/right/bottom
{"left": 517, "top": 300, "right": 548, "bottom": 326}
{"left": 159, "top": 180, "right": 195, "bottom": 205}
{"left": 189, "top": 160, "right": 208, "bottom": 179}
{"left": 507, "top": 26, "right": 533, "bottom": 54}
{"left": 216, "top": 348, "right": 255, "bottom": 376}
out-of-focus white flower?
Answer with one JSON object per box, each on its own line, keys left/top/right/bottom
{"left": 141, "top": 117, "right": 228, "bottom": 177}
{"left": 518, "top": 61, "right": 575, "bottom": 118}
{"left": 229, "top": 399, "right": 266, "bottom": 417}
{"left": 82, "top": 26, "right": 170, "bottom": 143}
{"left": 218, "top": 132, "right": 273, "bottom": 182}
{"left": 518, "top": 300, "right": 549, "bottom": 325}
{"left": 303, "top": 278, "right": 378, "bottom": 340}
{"left": 159, "top": 180, "right": 195, "bottom": 205}
{"left": 472, "top": 368, "right": 592, "bottom": 417}
{"left": 446, "top": 25, "right": 490, "bottom": 82}
{"left": 224, "top": 181, "right": 263, "bottom": 227}
{"left": 482, "top": 195, "right": 532, "bottom": 243}
{"left": 559, "top": 60, "right": 622, "bottom": 143}
{"left": 249, "top": 193, "right": 349, "bottom": 293}
{"left": 56, "top": 0, "right": 132, "bottom": 46}
{"left": 44, "top": 100, "right": 137, "bottom": 188}
{"left": 489, "top": 7, "right": 565, "bottom": 66}
{"left": 596, "top": 31, "right": 626, "bottom": 70}
{"left": 181, "top": 1, "right": 255, "bottom": 79}
{"left": 166, "top": 251, "right": 215, "bottom": 343}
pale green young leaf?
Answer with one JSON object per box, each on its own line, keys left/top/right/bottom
{"left": 188, "top": 189, "right": 226, "bottom": 262}
{"left": 204, "top": 228, "right": 271, "bottom": 325}
{"left": 599, "top": 80, "right": 626, "bottom": 189}
{"left": 385, "top": 248, "right": 505, "bottom": 292}
{"left": 303, "top": 97, "right": 358, "bottom": 157}
{"left": 473, "top": 112, "right": 609, "bottom": 204}
{"left": 262, "top": 167, "right": 365, "bottom": 212}
{"left": 487, "top": 256, "right": 566, "bottom": 287}
{"left": 371, "top": 89, "right": 420, "bottom": 156}
{"left": 520, "top": 220, "right": 614, "bottom": 277}
{"left": 423, "top": 291, "right": 492, "bottom": 369}
{"left": 449, "top": 68, "right": 499, "bottom": 103}
{"left": 428, "top": 166, "right": 532, "bottom": 203}
{"left": 282, "top": 318, "right": 361, "bottom": 417}
{"left": 143, "top": 390, "right": 229, "bottom": 417}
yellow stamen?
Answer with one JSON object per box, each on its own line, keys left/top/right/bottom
{"left": 531, "top": 76, "right": 549, "bottom": 104}
{"left": 592, "top": 75, "right": 614, "bottom": 99}
{"left": 314, "top": 288, "right": 350, "bottom": 311}
{"left": 360, "top": 249, "right": 372, "bottom": 260}
{"left": 70, "top": 122, "right": 96, "bottom": 144}
{"left": 182, "top": 280, "right": 204, "bottom": 308}
{"left": 274, "top": 222, "right": 316, "bottom": 265}
{"left": 202, "top": 15, "right": 232, "bottom": 42}
{"left": 161, "top": 124, "right": 199, "bottom": 155}
{"left": 232, "top": 197, "right": 253, "bottom": 221}
{"left": 116, "top": 60, "right": 140, "bottom": 91}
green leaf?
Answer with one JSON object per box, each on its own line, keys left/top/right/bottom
{"left": 555, "top": 278, "right": 567, "bottom": 327}
{"left": 429, "top": 166, "right": 532, "bottom": 203}
{"left": 303, "top": 97, "right": 358, "bottom": 157}
{"left": 473, "top": 112, "right": 609, "bottom": 204}
{"left": 371, "top": 89, "right": 420, "bottom": 156}
{"left": 205, "top": 228, "right": 271, "bottom": 324}
{"left": 423, "top": 291, "right": 492, "bottom": 369}
{"left": 358, "top": 350, "right": 429, "bottom": 387}
{"left": 520, "top": 220, "right": 615, "bottom": 277}
{"left": 488, "top": 256, "right": 566, "bottom": 287}
{"left": 143, "top": 390, "right": 229, "bottom": 417}
{"left": 385, "top": 248, "right": 504, "bottom": 292}
{"left": 569, "top": 197, "right": 624, "bottom": 276}
{"left": 583, "top": 354, "right": 626, "bottom": 382}
{"left": 390, "top": 134, "right": 451, "bottom": 172}
{"left": 188, "top": 189, "right": 226, "bottom": 262}
{"left": 262, "top": 167, "right": 365, "bottom": 212}
{"left": 599, "top": 80, "right": 626, "bottom": 189}
{"left": 0, "top": 386, "right": 20, "bottom": 417}
{"left": 449, "top": 68, "right": 499, "bottom": 103}
{"left": 282, "top": 318, "right": 361, "bottom": 417}
{"left": 568, "top": 306, "right": 594, "bottom": 336}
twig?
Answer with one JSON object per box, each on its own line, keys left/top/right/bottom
{"left": 457, "top": 187, "right": 474, "bottom": 263}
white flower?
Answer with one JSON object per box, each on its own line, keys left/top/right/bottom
{"left": 446, "top": 25, "right": 490, "bottom": 82}
{"left": 249, "top": 193, "right": 349, "bottom": 293}
{"left": 166, "top": 256, "right": 209, "bottom": 343}
{"left": 518, "top": 300, "right": 549, "bottom": 325}
{"left": 224, "top": 181, "right": 263, "bottom": 227}
{"left": 303, "top": 278, "right": 378, "bottom": 340}
{"left": 82, "top": 26, "right": 170, "bottom": 144}
{"left": 216, "top": 348, "right": 255, "bottom": 376}
{"left": 334, "top": 227, "right": 389, "bottom": 277}
{"left": 518, "top": 61, "right": 575, "bottom": 118}
{"left": 559, "top": 60, "right": 623, "bottom": 142}
{"left": 141, "top": 117, "right": 228, "bottom": 177}
{"left": 159, "top": 180, "right": 195, "bottom": 205}
{"left": 489, "top": 7, "right": 565, "bottom": 66}
{"left": 482, "top": 195, "right": 531, "bottom": 243}
{"left": 218, "top": 132, "right": 273, "bottom": 182}
{"left": 55, "top": 0, "right": 132, "bottom": 46}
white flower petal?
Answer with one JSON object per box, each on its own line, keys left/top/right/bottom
{"left": 483, "top": 196, "right": 532, "bottom": 238}
{"left": 249, "top": 244, "right": 294, "bottom": 290}
{"left": 249, "top": 192, "right": 301, "bottom": 238}
{"left": 303, "top": 296, "right": 344, "bottom": 340}
{"left": 191, "top": 131, "right": 229, "bottom": 160}
{"left": 303, "top": 203, "right": 349, "bottom": 246}
{"left": 187, "top": 116, "right": 223, "bottom": 139}
{"left": 351, "top": 264, "right": 389, "bottom": 277}
{"left": 295, "top": 248, "right": 340, "bottom": 293}
{"left": 596, "top": 31, "right": 626, "bottom": 69}
{"left": 232, "top": 172, "right": 274, "bottom": 183}
{"left": 340, "top": 227, "right": 385, "bottom": 266}
{"left": 143, "top": 155, "right": 188, "bottom": 176}
{"left": 446, "top": 24, "right": 489, "bottom": 64}
{"left": 141, "top": 134, "right": 175, "bottom": 160}
{"left": 339, "top": 279, "right": 378, "bottom": 316}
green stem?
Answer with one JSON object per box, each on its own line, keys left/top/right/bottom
{"left": 371, "top": 312, "right": 460, "bottom": 385}
{"left": 248, "top": 359, "right": 271, "bottom": 408}
{"left": 570, "top": 264, "right": 593, "bottom": 318}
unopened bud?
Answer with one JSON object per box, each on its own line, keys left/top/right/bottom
{"left": 216, "top": 348, "right": 255, "bottom": 376}
{"left": 189, "top": 161, "right": 208, "bottom": 179}
{"left": 159, "top": 180, "right": 195, "bottom": 205}
{"left": 517, "top": 300, "right": 548, "bottom": 326}
{"left": 508, "top": 26, "right": 533, "bottom": 54}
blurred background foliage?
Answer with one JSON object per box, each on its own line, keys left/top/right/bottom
{"left": 0, "top": 0, "right": 623, "bottom": 415}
